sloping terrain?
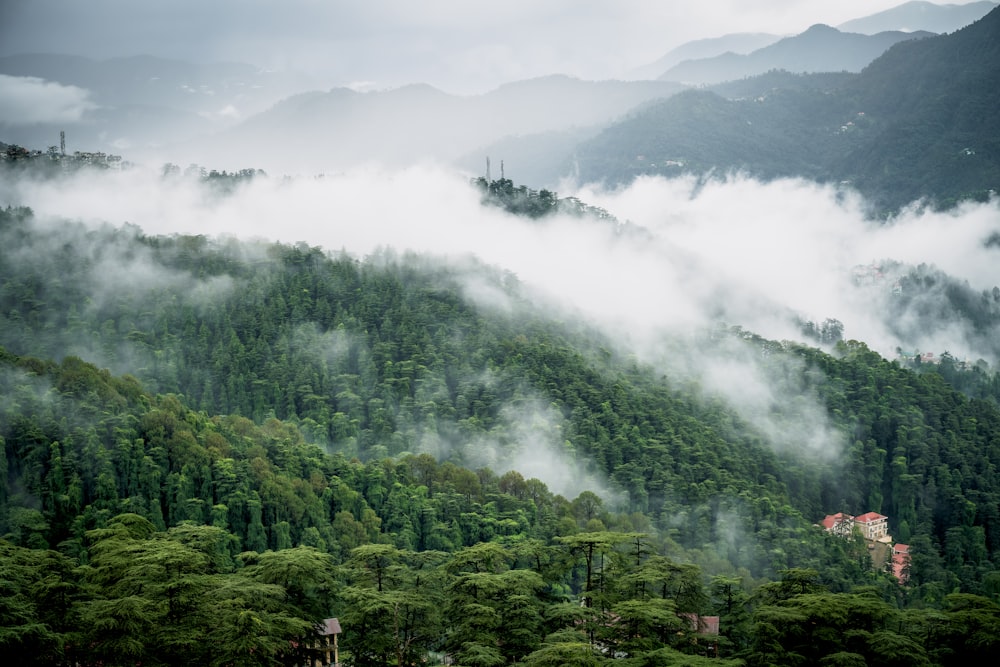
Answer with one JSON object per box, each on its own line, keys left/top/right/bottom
{"left": 571, "top": 7, "right": 1000, "bottom": 212}
{"left": 658, "top": 24, "right": 934, "bottom": 85}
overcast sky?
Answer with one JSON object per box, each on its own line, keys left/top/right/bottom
{"left": 0, "top": 0, "right": 971, "bottom": 93}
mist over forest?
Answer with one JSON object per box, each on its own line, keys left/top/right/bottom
{"left": 6, "top": 163, "right": 1000, "bottom": 368}
{"left": 3, "top": 2, "right": 1000, "bottom": 667}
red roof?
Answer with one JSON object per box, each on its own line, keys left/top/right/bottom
{"left": 821, "top": 512, "right": 852, "bottom": 529}
{"left": 854, "top": 512, "right": 887, "bottom": 524}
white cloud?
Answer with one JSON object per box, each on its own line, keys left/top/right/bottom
{"left": 0, "top": 74, "right": 97, "bottom": 124}
{"left": 8, "top": 165, "right": 1000, "bottom": 366}
{"left": 5, "top": 165, "right": 1000, "bottom": 460}
{"left": 199, "top": 104, "right": 242, "bottom": 123}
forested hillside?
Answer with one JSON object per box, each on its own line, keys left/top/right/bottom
{"left": 3, "top": 198, "right": 1000, "bottom": 665}
{"left": 572, "top": 6, "right": 1000, "bottom": 214}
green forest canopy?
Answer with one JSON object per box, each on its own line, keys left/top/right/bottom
{"left": 2, "top": 202, "right": 1000, "bottom": 665}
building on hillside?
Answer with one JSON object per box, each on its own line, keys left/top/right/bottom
{"left": 892, "top": 544, "right": 911, "bottom": 584}
{"left": 820, "top": 512, "right": 856, "bottom": 537}
{"left": 854, "top": 512, "right": 890, "bottom": 541}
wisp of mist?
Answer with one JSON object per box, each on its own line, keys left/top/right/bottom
{"left": 5, "top": 165, "right": 1000, "bottom": 481}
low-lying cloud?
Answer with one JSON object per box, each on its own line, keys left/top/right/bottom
{"left": 0, "top": 74, "right": 97, "bottom": 125}
{"left": 7, "top": 165, "right": 1000, "bottom": 361}
{"left": 4, "top": 165, "right": 1000, "bottom": 465}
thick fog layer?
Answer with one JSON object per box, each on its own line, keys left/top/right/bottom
{"left": 4, "top": 166, "right": 999, "bottom": 481}
{"left": 7, "top": 167, "right": 999, "bottom": 359}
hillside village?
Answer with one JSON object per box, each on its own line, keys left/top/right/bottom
{"left": 1, "top": 132, "right": 124, "bottom": 170}
{"left": 821, "top": 511, "right": 910, "bottom": 583}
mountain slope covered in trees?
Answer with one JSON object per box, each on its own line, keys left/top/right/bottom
{"left": 3, "top": 198, "right": 1000, "bottom": 664}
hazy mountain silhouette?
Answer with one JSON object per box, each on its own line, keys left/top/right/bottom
{"left": 627, "top": 33, "right": 782, "bottom": 80}
{"left": 570, "top": 7, "right": 1000, "bottom": 212}
{"left": 173, "top": 76, "right": 685, "bottom": 174}
{"left": 658, "top": 25, "right": 934, "bottom": 85}
{"left": 0, "top": 53, "right": 326, "bottom": 157}
{"left": 837, "top": 0, "right": 997, "bottom": 34}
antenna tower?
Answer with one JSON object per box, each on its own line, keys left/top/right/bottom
{"left": 60, "top": 131, "right": 65, "bottom": 155}
{"left": 486, "top": 156, "right": 491, "bottom": 182}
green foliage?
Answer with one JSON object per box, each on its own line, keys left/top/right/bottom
{"left": 473, "top": 175, "right": 616, "bottom": 221}
{"left": 3, "top": 203, "right": 1000, "bottom": 663}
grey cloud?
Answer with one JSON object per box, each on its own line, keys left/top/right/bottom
{"left": 6, "top": 163, "right": 1000, "bottom": 458}
{"left": 1, "top": 0, "right": 921, "bottom": 93}
{"left": 10, "top": 165, "right": 1000, "bottom": 366}
{"left": 0, "top": 75, "right": 97, "bottom": 124}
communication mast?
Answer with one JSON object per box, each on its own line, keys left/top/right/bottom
{"left": 60, "top": 130, "right": 65, "bottom": 155}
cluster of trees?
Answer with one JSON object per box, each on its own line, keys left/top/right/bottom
{"left": 9, "top": 509, "right": 998, "bottom": 666}
{"left": 161, "top": 162, "right": 267, "bottom": 192}
{"left": 2, "top": 344, "right": 997, "bottom": 667}
{"left": 4, "top": 203, "right": 1000, "bottom": 588}
{"left": 4, "top": 202, "right": 1000, "bottom": 662}
{"left": 799, "top": 318, "right": 845, "bottom": 346}
{"left": 1, "top": 140, "right": 267, "bottom": 193}
{"left": 473, "top": 175, "right": 615, "bottom": 221}
{"left": 884, "top": 262, "right": 1000, "bottom": 369}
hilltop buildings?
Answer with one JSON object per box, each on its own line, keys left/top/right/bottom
{"left": 1, "top": 133, "right": 123, "bottom": 170}
{"left": 820, "top": 511, "right": 910, "bottom": 584}
{"left": 854, "top": 511, "right": 889, "bottom": 541}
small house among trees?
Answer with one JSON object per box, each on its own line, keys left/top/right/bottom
{"left": 854, "top": 512, "right": 890, "bottom": 541}
{"left": 821, "top": 511, "right": 911, "bottom": 584}
{"left": 820, "top": 511, "right": 889, "bottom": 542}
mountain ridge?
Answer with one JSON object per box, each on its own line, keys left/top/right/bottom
{"left": 837, "top": 0, "right": 998, "bottom": 33}
{"left": 570, "top": 6, "right": 1000, "bottom": 212}
{"left": 658, "top": 25, "right": 935, "bottom": 85}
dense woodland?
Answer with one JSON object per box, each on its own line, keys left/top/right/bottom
{"left": 2, "top": 198, "right": 1000, "bottom": 665}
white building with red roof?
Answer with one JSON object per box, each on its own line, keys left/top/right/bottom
{"left": 854, "top": 512, "right": 889, "bottom": 541}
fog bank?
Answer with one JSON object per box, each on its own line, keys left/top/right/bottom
{"left": 4, "top": 165, "right": 1000, "bottom": 464}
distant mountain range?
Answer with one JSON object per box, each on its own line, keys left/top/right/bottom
{"left": 657, "top": 25, "right": 935, "bottom": 85}
{"left": 165, "top": 76, "right": 685, "bottom": 175}
{"left": 0, "top": 54, "right": 325, "bottom": 155}
{"left": 630, "top": 1, "right": 996, "bottom": 84}
{"left": 2, "top": 2, "right": 997, "bottom": 210}
{"left": 836, "top": 0, "right": 997, "bottom": 34}
{"left": 570, "top": 6, "right": 1000, "bottom": 212}
{"left": 627, "top": 33, "right": 782, "bottom": 81}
